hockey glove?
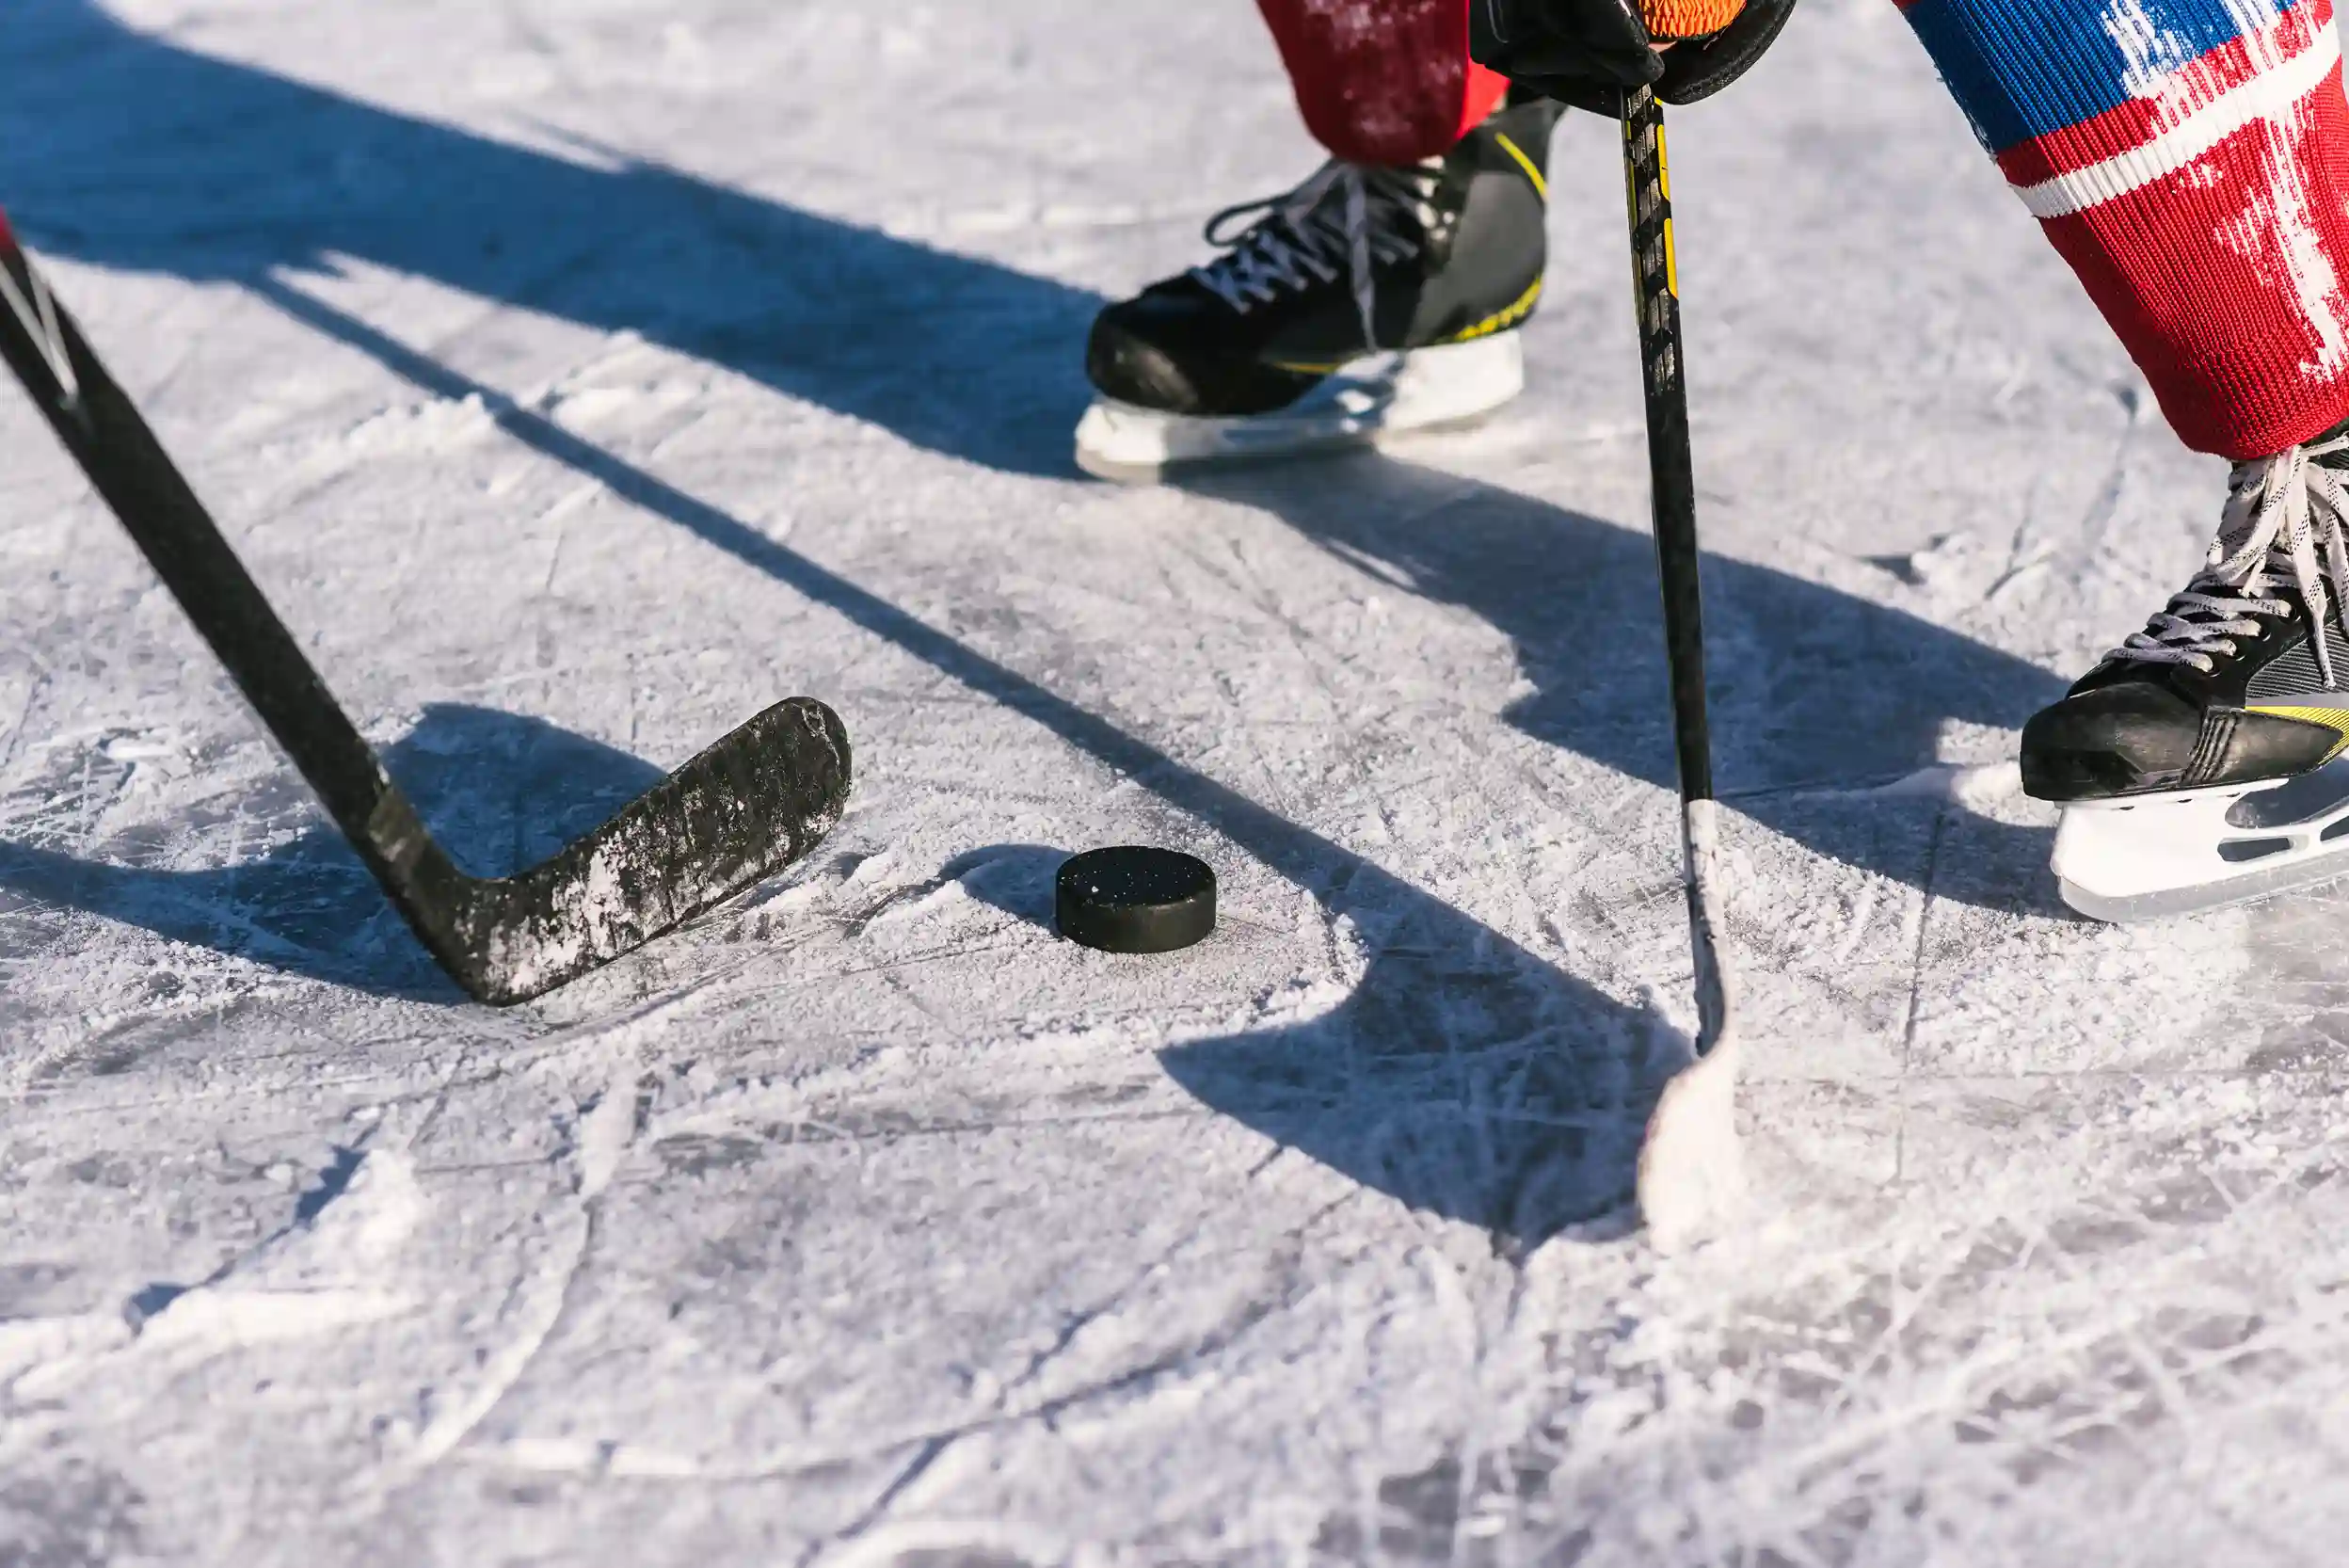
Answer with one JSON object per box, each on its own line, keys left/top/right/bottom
{"left": 1469, "top": 0, "right": 1798, "bottom": 112}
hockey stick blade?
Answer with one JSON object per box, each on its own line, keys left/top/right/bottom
{"left": 0, "top": 211, "right": 852, "bottom": 1004}
{"left": 365, "top": 698, "right": 849, "bottom": 1004}
{"left": 1619, "top": 93, "right": 1747, "bottom": 1246}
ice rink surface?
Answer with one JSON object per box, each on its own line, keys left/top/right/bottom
{"left": 7, "top": 2, "right": 2349, "bottom": 1562}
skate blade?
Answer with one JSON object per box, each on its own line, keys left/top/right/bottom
{"left": 2059, "top": 854, "right": 2349, "bottom": 920}
{"left": 2053, "top": 759, "right": 2349, "bottom": 920}
{"left": 1636, "top": 799, "right": 1748, "bottom": 1251}
{"left": 1073, "top": 334, "right": 1525, "bottom": 484}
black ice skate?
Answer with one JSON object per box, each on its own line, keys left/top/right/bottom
{"left": 1075, "top": 97, "right": 1562, "bottom": 481}
{"left": 2022, "top": 417, "right": 2349, "bottom": 919}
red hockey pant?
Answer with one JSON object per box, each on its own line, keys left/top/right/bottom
{"left": 1258, "top": 0, "right": 1511, "bottom": 168}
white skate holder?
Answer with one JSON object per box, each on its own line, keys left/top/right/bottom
{"left": 2056, "top": 752, "right": 2349, "bottom": 920}
{"left": 1073, "top": 334, "right": 1524, "bottom": 482}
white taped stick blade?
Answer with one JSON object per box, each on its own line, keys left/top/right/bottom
{"left": 1637, "top": 799, "right": 1747, "bottom": 1249}
{"left": 1637, "top": 1021, "right": 1745, "bottom": 1249}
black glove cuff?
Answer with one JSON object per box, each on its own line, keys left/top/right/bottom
{"left": 1478, "top": 0, "right": 1796, "bottom": 115}
{"left": 1656, "top": 0, "right": 1798, "bottom": 103}
{"left": 1471, "top": 0, "right": 1663, "bottom": 113}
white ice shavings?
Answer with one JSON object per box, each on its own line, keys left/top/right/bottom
{"left": 575, "top": 1054, "right": 643, "bottom": 1202}
{"left": 15, "top": 0, "right": 2349, "bottom": 1560}
{"left": 406, "top": 1069, "right": 629, "bottom": 1469}
{"left": 135, "top": 1282, "right": 411, "bottom": 1352}
{"left": 144, "top": 1151, "right": 424, "bottom": 1351}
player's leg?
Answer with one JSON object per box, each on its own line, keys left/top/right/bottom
{"left": 1899, "top": 0, "right": 2349, "bottom": 915}
{"left": 1256, "top": 0, "right": 1512, "bottom": 167}
{"left": 1076, "top": 2, "right": 1560, "bottom": 480}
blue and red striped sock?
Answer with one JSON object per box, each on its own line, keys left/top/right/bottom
{"left": 1901, "top": 0, "right": 2349, "bottom": 459}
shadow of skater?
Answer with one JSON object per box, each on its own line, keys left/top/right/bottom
{"left": 1183, "top": 455, "right": 2072, "bottom": 912}
{"left": 211, "top": 297, "right": 1675, "bottom": 1236}
{"left": 0, "top": 704, "right": 663, "bottom": 1000}
{"left": 0, "top": 2, "right": 2065, "bottom": 1238}
{"left": 1164, "top": 888, "right": 1657, "bottom": 1249}
{"left": 2, "top": 0, "right": 1095, "bottom": 478}
{"left": 5, "top": 0, "right": 2065, "bottom": 905}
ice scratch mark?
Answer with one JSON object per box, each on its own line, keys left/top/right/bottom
{"left": 135, "top": 1288, "right": 411, "bottom": 1352}
{"left": 0, "top": 655, "right": 46, "bottom": 780}
{"left": 804, "top": 1433, "right": 961, "bottom": 1568}
{"left": 1894, "top": 811, "right": 1945, "bottom": 1185}
{"left": 10, "top": 1149, "right": 425, "bottom": 1397}
{"left": 1829, "top": 883, "right": 1878, "bottom": 966}
{"left": 817, "top": 1518, "right": 1067, "bottom": 1568}
{"left": 407, "top": 1203, "right": 593, "bottom": 1469}
{"left": 408, "top": 1055, "right": 641, "bottom": 1468}
{"left": 575, "top": 1054, "right": 646, "bottom": 1202}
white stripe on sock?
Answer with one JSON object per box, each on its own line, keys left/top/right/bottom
{"left": 2014, "top": 24, "right": 2339, "bottom": 219}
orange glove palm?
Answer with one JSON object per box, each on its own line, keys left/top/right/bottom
{"left": 1647, "top": 0, "right": 1748, "bottom": 39}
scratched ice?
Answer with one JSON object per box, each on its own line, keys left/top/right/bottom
{"left": 5, "top": 2, "right": 2346, "bottom": 1564}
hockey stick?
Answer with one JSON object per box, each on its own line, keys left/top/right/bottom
{"left": 1619, "top": 89, "right": 1747, "bottom": 1245}
{"left": 0, "top": 212, "right": 852, "bottom": 1005}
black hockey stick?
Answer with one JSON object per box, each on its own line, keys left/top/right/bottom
{"left": 0, "top": 215, "right": 851, "bottom": 1005}
{"left": 1619, "top": 89, "right": 1746, "bottom": 1243}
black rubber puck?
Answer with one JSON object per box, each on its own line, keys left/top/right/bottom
{"left": 1055, "top": 846, "right": 1216, "bottom": 954}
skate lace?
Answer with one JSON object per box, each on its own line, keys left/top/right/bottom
{"left": 1189, "top": 160, "right": 1442, "bottom": 348}
{"left": 2107, "top": 431, "right": 2349, "bottom": 682}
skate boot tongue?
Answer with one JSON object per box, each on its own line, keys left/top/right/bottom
{"left": 2100, "top": 425, "right": 2349, "bottom": 687}
{"left": 1191, "top": 159, "right": 1443, "bottom": 348}
{"left": 2021, "top": 424, "right": 2349, "bottom": 807}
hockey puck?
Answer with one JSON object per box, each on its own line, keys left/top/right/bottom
{"left": 1054, "top": 846, "right": 1216, "bottom": 954}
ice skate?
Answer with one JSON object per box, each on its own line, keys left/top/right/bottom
{"left": 2023, "top": 419, "right": 2349, "bottom": 920}
{"left": 1075, "top": 98, "right": 1560, "bottom": 482}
